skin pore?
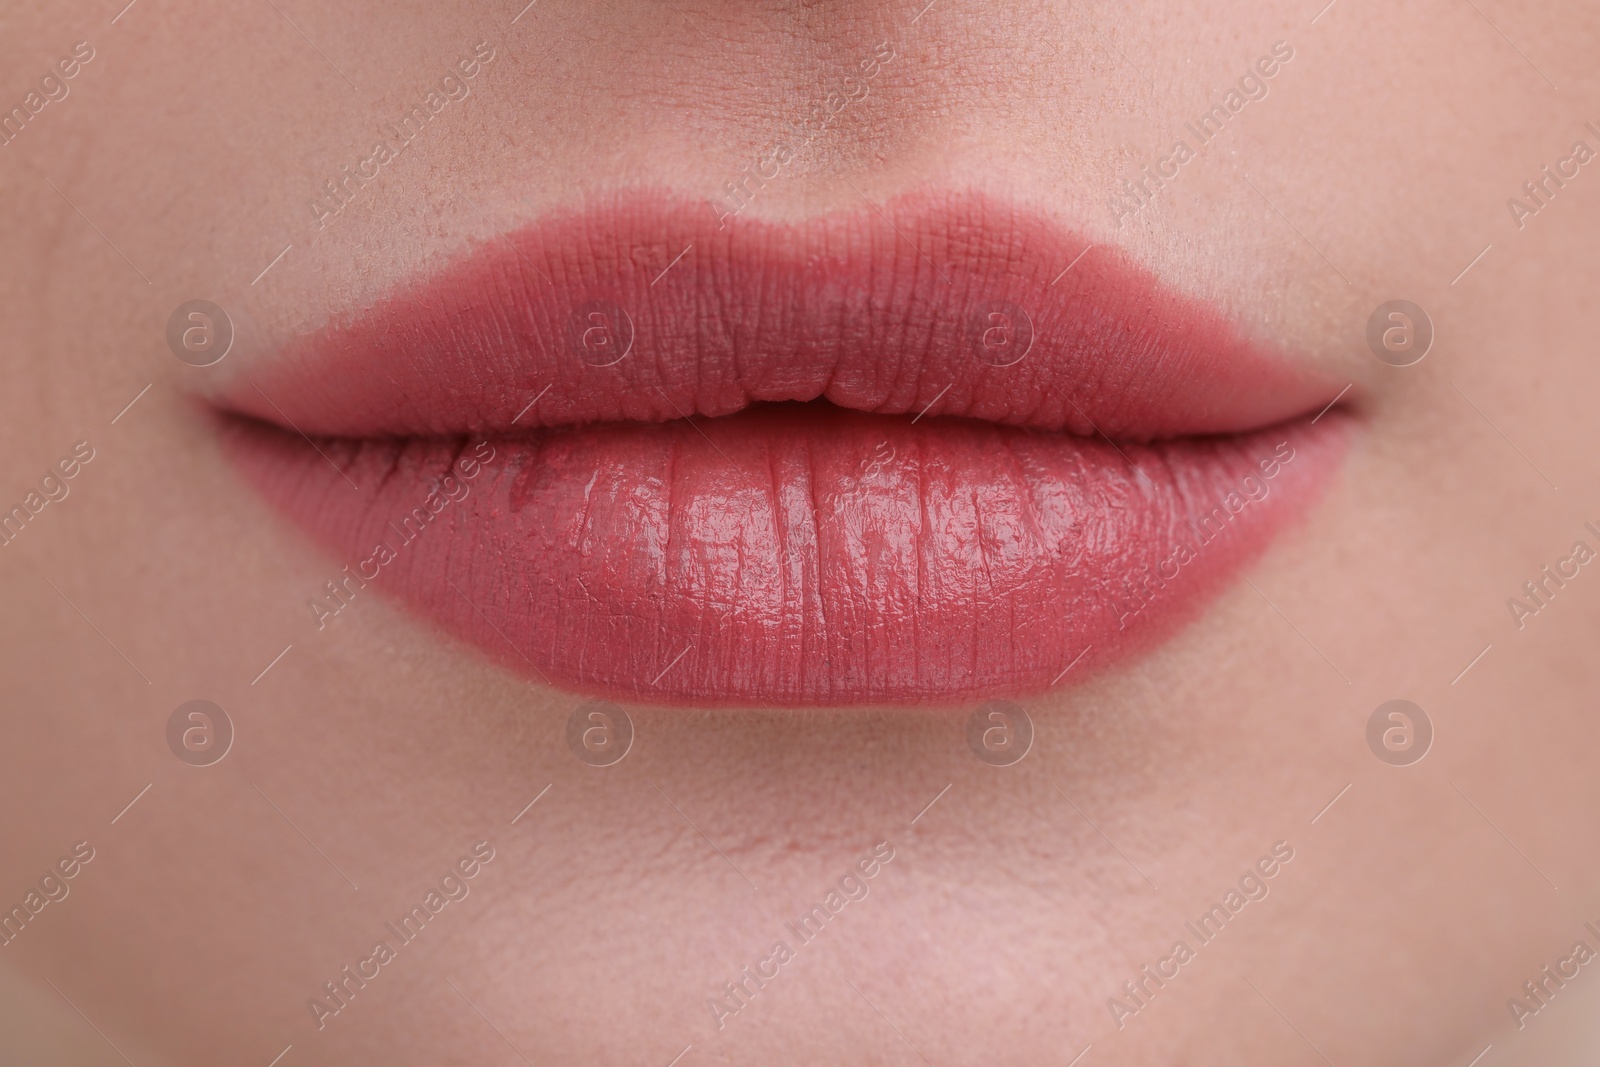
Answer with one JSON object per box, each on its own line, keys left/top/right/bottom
{"left": 2, "top": 1, "right": 1600, "bottom": 1063}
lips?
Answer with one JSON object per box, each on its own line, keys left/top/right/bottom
{"left": 219, "top": 189, "right": 1349, "bottom": 706}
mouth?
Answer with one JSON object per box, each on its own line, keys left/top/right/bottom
{"left": 216, "top": 188, "right": 1351, "bottom": 707}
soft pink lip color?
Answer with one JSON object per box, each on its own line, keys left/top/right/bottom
{"left": 219, "top": 189, "right": 1351, "bottom": 707}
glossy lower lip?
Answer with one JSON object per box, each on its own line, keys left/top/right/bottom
{"left": 218, "top": 189, "right": 1351, "bottom": 706}
{"left": 227, "top": 405, "right": 1345, "bottom": 705}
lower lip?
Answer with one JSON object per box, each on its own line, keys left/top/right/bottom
{"left": 226, "top": 405, "right": 1347, "bottom": 707}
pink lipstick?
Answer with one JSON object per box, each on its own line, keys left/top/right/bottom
{"left": 218, "top": 189, "right": 1350, "bottom": 706}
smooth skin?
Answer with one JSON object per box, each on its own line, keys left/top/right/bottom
{"left": 2, "top": 1, "right": 1599, "bottom": 1063}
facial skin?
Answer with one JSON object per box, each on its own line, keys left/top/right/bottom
{"left": 3, "top": 1, "right": 1600, "bottom": 1064}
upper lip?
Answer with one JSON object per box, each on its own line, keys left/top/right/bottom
{"left": 216, "top": 188, "right": 1344, "bottom": 441}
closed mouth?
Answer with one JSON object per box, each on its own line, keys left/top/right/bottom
{"left": 215, "top": 188, "right": 1351, "bottom": 707}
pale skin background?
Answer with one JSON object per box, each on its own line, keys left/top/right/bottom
{"left": 2, "top": 0, "right": 1599, "bottom": 1063}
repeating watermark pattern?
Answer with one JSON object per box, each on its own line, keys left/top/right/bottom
{"left": 0, "top": 440, "right": 96, "bottom": 549}
{"left": 307, "top": 443, "right": 497, "bottom": 629}
{"left": 710, "top": 41, "right": 896, "bottom": 229}
{"left": 0, "top": 841, "right": 95, "bottom": 949}
{"left": 966, "top": 700, "right": 1034, "bottom": 766}
{"left": 1506, "top": 523, "right": 1599, "bottom": 630}
{"left": 309, "top": 42, "right": 498, "bottom": 229}
{"left": 1365, "top": 699, "right": 1432, "bottom": 766}
{"left": 1506, "top": 123, "right": 1598, "bottom": 230}
{"left": 1109, "top": 41, "right": 1295, "bottom": 227}
{"left": 165, "top": 700, "right": 234, "bottom": 767}
{"left": 307, "top": 841, "right": 496, "bottom": 1030}
{"left": 566, "top": 700, "right": 634, "bottom": 767}
{"left": 165, "top": 299, "right": 234, "bottom": 367}
{"left": 1507, "top": 923, "right": 1600, "bottom": 1029}
{"left": 9, "top": 8, "right": 1596, "bottom": 1065}
{"left": 1365, "top": 300, "right": 1433, "bottom": 367}
{"left": 0, "top": 40, "right": 96, "bottom": 148}
{"left": 566, "top": 299, "right": 635, "bottom": 366}
{"left": 707, "top": 841, "right": 896, "bottom": 1030}
{"left": 1108, "top": 441, "right": 1296, "bottom": 629}
{"left": 1107, "top": 841, "right": 1296, "bottom": 1028}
